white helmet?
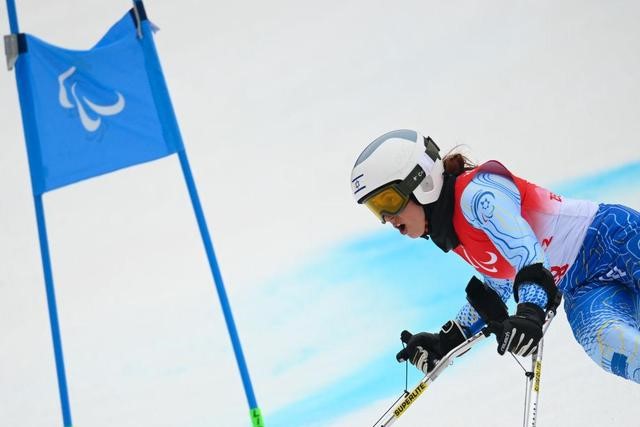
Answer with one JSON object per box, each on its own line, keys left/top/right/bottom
{"left": 350, "top": 129, "right": 444, "bottom": 222}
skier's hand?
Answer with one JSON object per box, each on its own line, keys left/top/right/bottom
{"left": 396, "top": 320, "right": 467, "bottom": 375}
{"left": 490, "top": 303, "right": 545, "bottom": 357}
{"left": 396, "top": 331, "right": 440, "bottom": 374}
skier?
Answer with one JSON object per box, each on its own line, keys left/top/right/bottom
{"left": 350, "top": 129, "right": 640, "bottom": 383}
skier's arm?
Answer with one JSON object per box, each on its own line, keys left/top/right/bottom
{"left": 458, "top": 173, "right": 556, "bottom": 356}
{"left": 455, "top": 276, "right": 512, "bottom": 335}
{"left": 459, "top": 172, "right": 550, "bottom": 310}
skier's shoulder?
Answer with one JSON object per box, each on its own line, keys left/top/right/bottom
{"left": 457, "top": 159, "right": 518, "bottom": 193}
{"left": 460, "top": 167, "right": 520, "bottom": 210}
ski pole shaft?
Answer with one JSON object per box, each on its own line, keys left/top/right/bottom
{"left": 376, "top": 330, "right": 488, "bottom": 427}
{"left": 522, "top": 310, "right": 556, "bottom": 427}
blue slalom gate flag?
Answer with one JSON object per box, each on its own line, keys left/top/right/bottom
{"left": 7, "top": 2, "right": 263, "bottom": 426}
{"left": 16, "top": 7, "right": 183, "bottom": 194}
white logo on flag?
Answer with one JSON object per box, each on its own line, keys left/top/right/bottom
{"left": 58, "top": 66, "right": 126, "bottom": 132}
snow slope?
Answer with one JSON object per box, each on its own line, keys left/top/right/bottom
{"left": 1, "top": 1, "right": 639, "bottom": 426}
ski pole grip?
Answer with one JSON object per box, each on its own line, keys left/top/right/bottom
{"left": 400, "top": 330, "right": 413, "bottom": 344}
{"left": 482, "top": 321, "right": 503, "bottom": 337}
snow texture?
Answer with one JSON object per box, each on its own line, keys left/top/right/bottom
{"left": 1, "top": 1, "right": 640, "bottom": 426}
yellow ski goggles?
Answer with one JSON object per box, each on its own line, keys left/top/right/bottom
{"left": 362, "top": 184, "right": 411, "bottom": 223}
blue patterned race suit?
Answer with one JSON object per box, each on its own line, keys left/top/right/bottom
{"left": 562, "top": 205, "right": 640, "bottom": 382}
{"left": 453, "top": 170, "right": 640, "bottom": 383}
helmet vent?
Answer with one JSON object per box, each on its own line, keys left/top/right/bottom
{"left": 354, "top": 129, "right": 418, "bottom": 167}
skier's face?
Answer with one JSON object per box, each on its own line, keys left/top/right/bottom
{"left": 383, "top": 200, "right": 427, "bottom": 238}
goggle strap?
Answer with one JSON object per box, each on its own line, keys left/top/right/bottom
{"left": 424, "top": 136, "right": 441, "bottom": 162}
{"left": 397, "top": 164, "right": 426, "bottom": 195}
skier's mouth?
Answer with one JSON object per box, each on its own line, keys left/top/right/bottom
{"left": 399, "top": 224, "right": 407, "bottom": 235}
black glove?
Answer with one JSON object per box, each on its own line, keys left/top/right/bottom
{"left": 395, "top": 320, "right": 467, "bottom": 374}
{"left": 491, "top": 303, "right": 545, "bottom": 357}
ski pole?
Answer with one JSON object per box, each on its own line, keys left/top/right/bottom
{"left": 374, "top": 329, "right": 489, "bottom": 427}
{"left": 522, "top": 309, "right": 556, "bottom": 427}
{"left": 374, "top": 312, "right": 556, "bottom": 427}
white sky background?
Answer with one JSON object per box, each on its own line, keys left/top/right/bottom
{"left": 1, "top": 1, "right": 640, "bottom": 426}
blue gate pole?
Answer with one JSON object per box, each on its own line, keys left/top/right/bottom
{"left": 177, "top": 151, "right": 263, "bottom": 425}
{"left": 33, "top": 195, "right": 74, "bottom": 427}
{"left": 6, "top": 1, "right": 74, "bottom": 426}
{"left": 132, "top": 2, "right": 264, "bottom": 423}
{"left": 133, "top": 0, "right": 264, "bottom": 427}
